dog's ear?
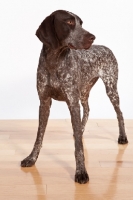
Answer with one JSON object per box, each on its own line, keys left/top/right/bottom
{"left": 36, "top": 15, "right": 59, "bottom": 49}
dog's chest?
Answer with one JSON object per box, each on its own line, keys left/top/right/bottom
{"left": 49, "top": 72, "right": 60, "bottom": 89}
{"left": 47, "top": 72, "right": 66, "bottom": 101}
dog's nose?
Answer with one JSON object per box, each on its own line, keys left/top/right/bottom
{"left": 90, "top": 34, "right": 96, "bottom": 41}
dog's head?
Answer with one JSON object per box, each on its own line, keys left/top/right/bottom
{"left": 36, "top": 10, "right": 95, "bottom": 50}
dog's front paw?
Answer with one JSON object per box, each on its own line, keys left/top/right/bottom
{"left": 21, "top": 156, "right": 36, "bottom": 167}
{"left": 75, "top": 171, "right": 89, "bottom": 184}
{"left": 118, "top": 136, "right": 128, "bottom": 144}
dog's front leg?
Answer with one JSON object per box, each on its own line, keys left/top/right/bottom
{"left": 67, "top": 99, "right": 89, "bottom": 184}
{"left": 21, "top": 98, "right": 51, "bottom": 167}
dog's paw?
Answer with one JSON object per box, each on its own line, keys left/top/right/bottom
{"left": 75, "top": 171, "right": 89, "bottom": 184}
{"left": 21, "top": 156, "right": 36, "bottom": 167}
{"left": 118, "top": 136, "right": 128, "bottom": 144}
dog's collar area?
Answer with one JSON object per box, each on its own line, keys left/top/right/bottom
{"left": 68, "top": 43, "right": 77, "bottom": 50}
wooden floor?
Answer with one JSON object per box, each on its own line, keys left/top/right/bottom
{"left": 0, "top": 119, "right": 133, "bottom": 200}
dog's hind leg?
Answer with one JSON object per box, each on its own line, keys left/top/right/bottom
{"left": 21, "top": 98, "right": 52, "bottom": 167}
{"left": 102, "top": 78, "right": 128, "bottom": 144}
{"left": 81, "top": 77, "right": 99, "bottom": 134}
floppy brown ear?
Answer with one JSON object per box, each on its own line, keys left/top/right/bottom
{"left": 36, "top": 15, "right": 59, "bottom": 49}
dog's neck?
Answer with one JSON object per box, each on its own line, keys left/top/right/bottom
{"left": 42, "top": 44, "right": 70, "bottom": 72}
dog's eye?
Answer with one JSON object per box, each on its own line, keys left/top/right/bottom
{"left": 66, "top": 20, "right": 75, "bottom": 25}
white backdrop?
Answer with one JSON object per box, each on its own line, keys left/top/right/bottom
{"left": 0, "top": 0, "right": 133, "bottom": 119}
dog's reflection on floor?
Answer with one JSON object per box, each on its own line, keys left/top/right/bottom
{"left": 21, "top": 166, "right": 46, "bottom": 199}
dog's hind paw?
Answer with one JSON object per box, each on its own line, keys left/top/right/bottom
{"left": 75, "top": 171, "right": 89, "bottom": 184}
{"left": 21, "top": 156, "right": 36, "bottom": 167}
{"left": 118, "top": 136, "right": 128, "bottom": 144}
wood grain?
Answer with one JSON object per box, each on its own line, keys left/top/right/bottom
{"left": 0, "top": 119, "right": 133, "bottom": 200}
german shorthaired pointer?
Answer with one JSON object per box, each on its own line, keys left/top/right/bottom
{"left": 21, "top": 10, "right": 128, "bottom": 184}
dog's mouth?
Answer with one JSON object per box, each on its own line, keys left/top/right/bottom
{"left": 68, "top": 40, "right": 94, "bottom": 50}
{"left": 83, "top": 38, "right": 95, "bottom": 49}
{"left": 83, "top": 44, "right": 92, "bottom": 50}
{"left": 83, "top": 42, "right": 93, "bottom": 50}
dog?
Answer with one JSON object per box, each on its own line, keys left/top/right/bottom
{"left": 21, "top": 10, "right": 128, "bottom": 184}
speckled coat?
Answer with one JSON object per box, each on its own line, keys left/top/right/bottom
{"left": 21, "top": 10, "right": 128, "bottom": 184}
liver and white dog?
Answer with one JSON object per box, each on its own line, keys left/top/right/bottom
{"left": 21, "top": 10, "right": 128, "bottom": 184}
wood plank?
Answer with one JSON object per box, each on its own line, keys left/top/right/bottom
{"left": 0, "top": 185, "right": 46, "bottom": 195}
{"left": 47, "top": 183, "right": 133, "bottom": 195}
{"left": 100, "top": 161, "right": 133, "bottom": 167}
{"left": 1, "top": 194, "right": 133, "bottom": 200}
{"left": 0, "top": 119, "right": 133, "bottom": 200}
